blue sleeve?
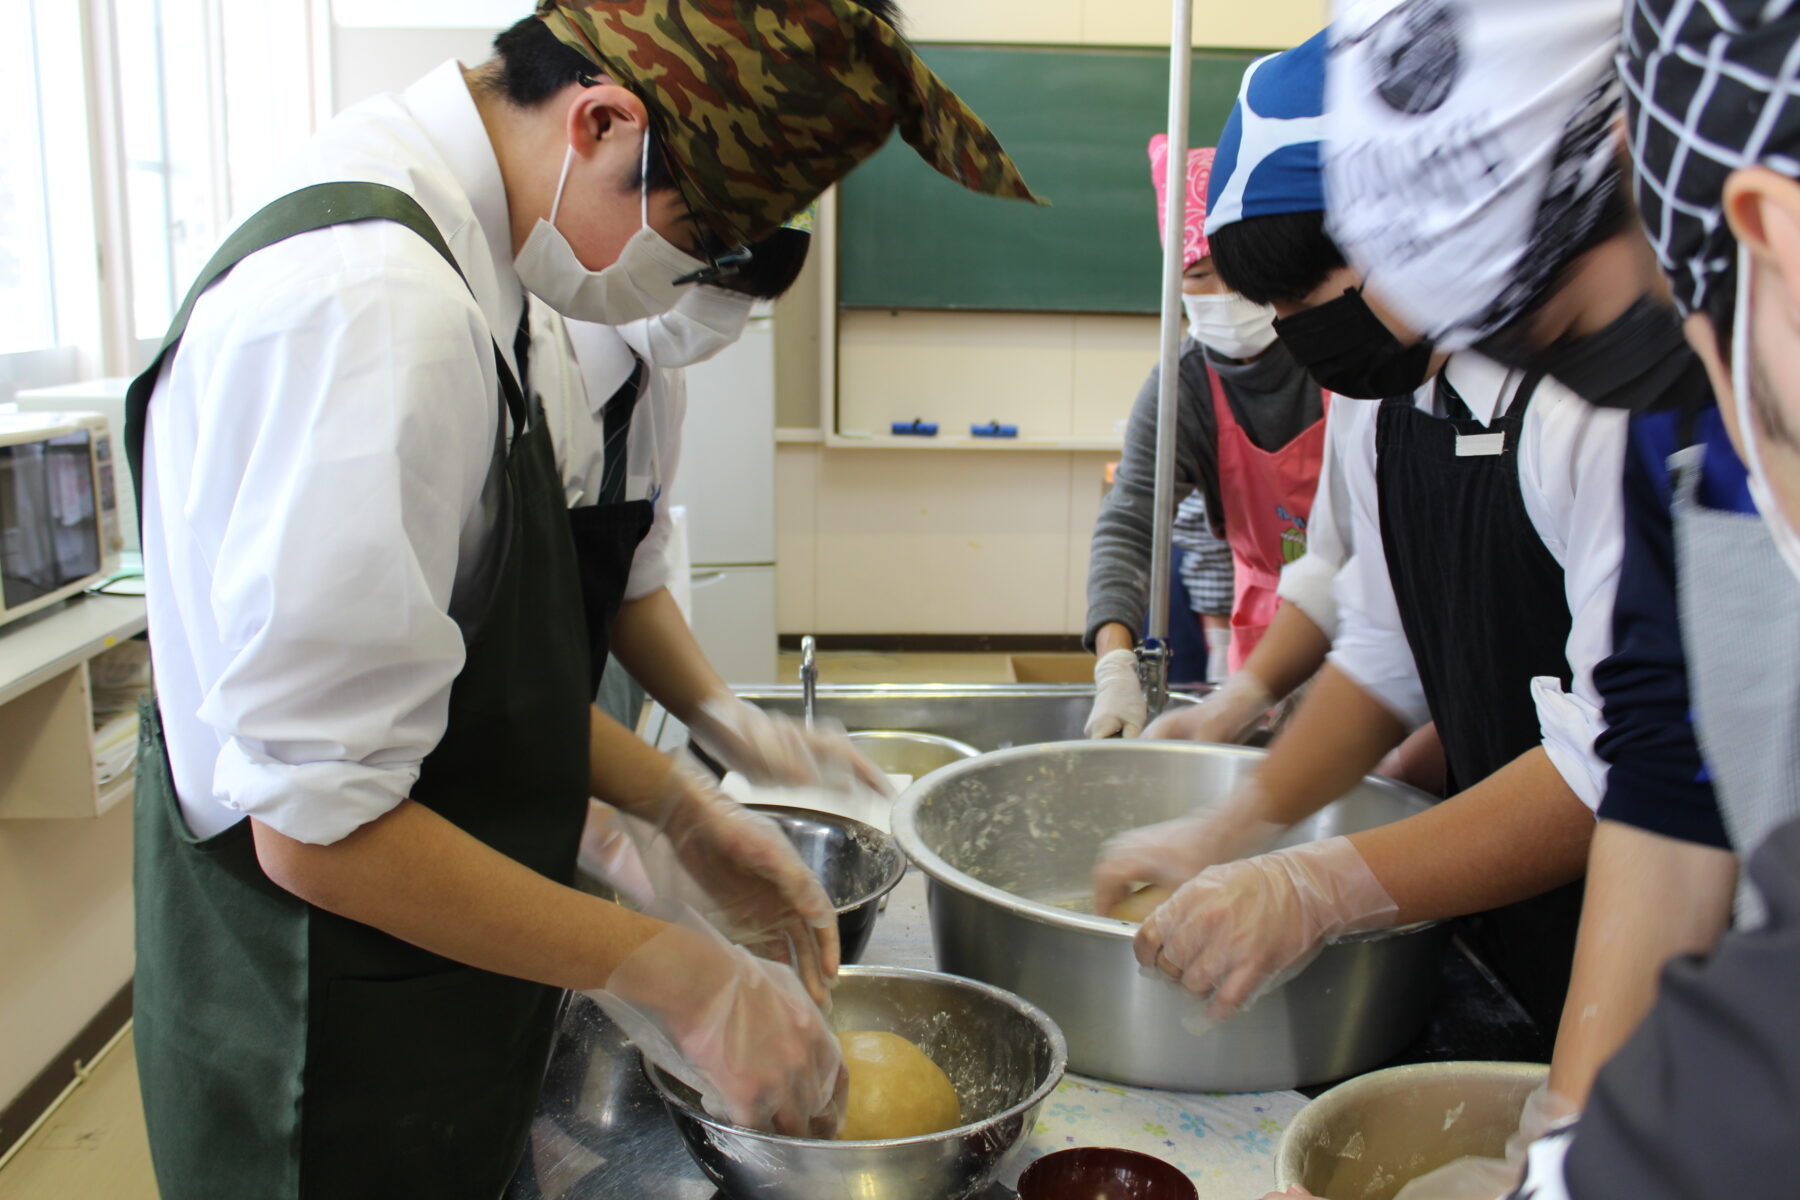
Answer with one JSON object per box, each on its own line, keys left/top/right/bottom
{"left": 1591, "top": 411, "right": 1732, "bottom": 849}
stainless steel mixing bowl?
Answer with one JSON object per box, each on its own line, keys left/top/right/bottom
{"left": 848, "top": 730, "right": 980, "bottom": 780}
{"left": 749, "top": 805, "right": 907, "bottom": 964}
{"left": 892, "top": 741, "right": 1449, "bottom": 1092}
{"left": 1274, "top": 1061, "right": 1549, "bottom": 1199}
{"left": 645, "top": 965, "right": 1067, "bottom": 1200}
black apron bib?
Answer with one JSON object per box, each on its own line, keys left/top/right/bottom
{"left": 1376, "top": 372, "right": 1584, "bottom": 1033}
{"left": 567, "top": 357, "right": 654, "bottom": 695}
{"left": 126, "top": 183, "right": 593, "bottom": 1200}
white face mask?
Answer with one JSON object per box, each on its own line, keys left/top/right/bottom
{"left": 1183, "top": 291, "right": 1278, "bottom": 361}
{"left": 515, "top": 132, "right": 707, "bottom": 325}
{"left": 1731, "top": 243, "right": 1800, "bottom": 583}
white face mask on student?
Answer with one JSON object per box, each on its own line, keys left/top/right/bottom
{"left": 1732, "top": 243, "right": 1800, "bottom": 584}
{"left": 1183, "top": 291, "right": 1278, "bottom": 361}
{"left": 515, "top": 131, "right": 707, "bottom": 325}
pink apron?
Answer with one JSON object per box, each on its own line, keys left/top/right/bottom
{"left": 1210, "top": 367, "right": 1330, "bottom": 671}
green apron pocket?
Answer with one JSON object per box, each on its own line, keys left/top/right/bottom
{"left": 300, "top": 966, "right": 559, "bottom": 1200}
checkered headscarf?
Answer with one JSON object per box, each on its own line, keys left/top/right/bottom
{"left": 1623, "top": 0, "right": 1800, "bottom": 326}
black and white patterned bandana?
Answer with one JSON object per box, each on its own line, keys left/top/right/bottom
{"left": 1325, "top": 0, "right": 1623, "bottom": 350}
{"left": 1622, "top": 0, "right": 1800, "bottom": 324}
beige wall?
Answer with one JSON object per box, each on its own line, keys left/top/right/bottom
{"left": 898, "top": 0, "right": 1325, "bottom": 48}
{"left": 0, "top": 803, "right": 135, "bottom": 1109}
{"left": 777, "top": 443, "right": 1115, "bottom": 635}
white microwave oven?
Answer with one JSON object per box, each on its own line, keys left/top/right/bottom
{"left": 0, "top": 411, "right": 125, "bottom": 630}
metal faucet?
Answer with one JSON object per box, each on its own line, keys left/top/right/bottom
{"left": 799, "top": 635, "right": 818, "bottom": 730}
{"left": 1137, "top": 637, "right": 1171, "bottom": 723}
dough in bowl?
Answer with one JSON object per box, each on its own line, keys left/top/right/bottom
{"left": 834, "top": 1031, "right": 962, "bottom": 1140}
{"left": 1107, "top": 884, "right": 1175, "bottom": 923}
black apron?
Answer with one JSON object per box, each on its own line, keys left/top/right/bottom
{"left": 1376, "top": 371, "right": 1585, "bottom": 1033}
{"left": 126, "top": 182, "right": 593, "bottom": 1200}
{"left": 566, "top": 356, "right": 654, "bottom": 695}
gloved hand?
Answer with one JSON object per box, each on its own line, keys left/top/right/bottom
{"left": 1091, "top": 779, "right": 1288, "bottom": 918}
{"left": 578, "top": 800, "right": 658, "bottom": 907}
{"left": 1135, "top": 836, "right": 1398, "bottom": 1020}
{"left": 630, "top": 756, "right": 842, "bottom": 1005}
{"left": 1391, "top": 1084, "right": 1576, "bottom": 1200}
{"left": 1204, "top": 626, "right": 1233, "bottom": 684}
{"left": 587, "top": 909, "right": 847, "bottom": 1137}
{"left": 1142, "top": 669, "right": 1273, "bottom": 744}
{"left": 1085, "top": 648, "right": 1147, "bottom": 739}
{"left": 688, "top": 695, "right": 894, "bottom": 798}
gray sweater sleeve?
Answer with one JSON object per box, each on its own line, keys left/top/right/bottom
{"left": 1083, "top": 345, "right": 1216, "bottom": 651}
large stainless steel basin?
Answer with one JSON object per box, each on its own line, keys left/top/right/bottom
{"left": 892, "top": 741, "right": 1448, "bottom": 1092}
{"left": 731, "top": 684, "right": 1210, "bottom": 753}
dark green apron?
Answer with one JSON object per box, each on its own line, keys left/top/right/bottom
{"left": 125, "top": 183, "right": 593, "bottom": 1200}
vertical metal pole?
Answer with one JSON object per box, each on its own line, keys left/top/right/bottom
{"left": 1142, "top": 0, "right": 1195, "bottom": 719}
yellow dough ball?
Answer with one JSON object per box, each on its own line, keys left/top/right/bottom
{"left": 1107, "top": 884, "right": 1175, "bottom": 923}
{"left": 834, "top": 1031, "right": 962, "bottom": 1141}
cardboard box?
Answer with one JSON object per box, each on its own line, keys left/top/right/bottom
{"left": 1007, "top": 654, "right": 1094, "bottom": 684}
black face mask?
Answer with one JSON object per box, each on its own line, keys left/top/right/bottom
{"left": 1473, "top": 296, "right": 1710, "bottom": 414}
{"left": 1272, "top": 287, "right": 1438, "bottom": 399}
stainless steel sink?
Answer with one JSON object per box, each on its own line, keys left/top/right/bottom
{"left": 727, "top": 684, "right": 1210, "bottom": 753}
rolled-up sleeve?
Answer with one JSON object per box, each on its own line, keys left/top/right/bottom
{"left": 181, "top": 262, "right": 498, "bottom": 844}
{"left": 1278, "top": 397, "right": 1361, "bottom": 638}
{"left": 1325, "top": 401, "right": 1432, "bottom": 728}
{"left": 1521, "top": 384, "right": 1628, "bottom": 812}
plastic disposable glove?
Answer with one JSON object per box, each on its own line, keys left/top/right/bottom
{"left": 1135, "top": 836, "right": 1398, "bottom": 1020}
{"left": 1204, "top": 627, "right": 1233, "bottom": 684}
{"left": 577, "top": 800, "right": 658, "bottom": 907}
{"left": 1391, "top": 1084, "right": 1576, "bottom": 1200}
{"left": 689, "top": 695, "right": 894, "bottom": 798}
{"left": 1085, "top": 648, "right": 1147, "bottom": 739}
{"left": 1091, "top": 779, "right": 1288, "bottom": 918}
{"left": 629, "top": 756, "right": 841, "bottom": 1005}
{"left": 587, "top": 909, "right": 847, "bottom": 1137}
{"left": 1142, "top": 669, "right": 1273, "bottom": 744}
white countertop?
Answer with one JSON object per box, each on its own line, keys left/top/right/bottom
{"left": 0, "top": 593, "right": 147, "bottom": 708}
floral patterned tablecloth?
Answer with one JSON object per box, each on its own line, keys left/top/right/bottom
{"left": 1006, "top": 1073, "right": 1304, "bottom": 1194}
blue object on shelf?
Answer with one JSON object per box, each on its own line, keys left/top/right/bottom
{"left": 891, "top": 419, "right": 939, "bottom": 436}
{"left": 970, "top": 421, "right": 1019, "bottom": 438}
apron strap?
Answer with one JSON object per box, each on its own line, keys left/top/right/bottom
{"left": 124, "top": 181, "right": 527, "bottom": 531}
{"left": 596, "top": 357, "right": 650, "bottom": 508}
{"left": 1436, "top": 368, "right": 1546, "bottom": 425}
{"left": 1499, "top": 370, "right": 1546, "bottom": 421}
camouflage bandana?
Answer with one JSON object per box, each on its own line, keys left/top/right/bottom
{"left": 536, "top": 0, "right": 1043, "bottom": 244}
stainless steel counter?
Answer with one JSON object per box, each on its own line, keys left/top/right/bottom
{"left": 506, "top": 869, "right": 1308, "bottom": 1199}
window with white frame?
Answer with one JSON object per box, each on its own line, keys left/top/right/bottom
{"left": 2, "top": 0, "right": 99, "bottom": 382}
{"left": 1, "top": 0, "right": 322, "bottom": 406}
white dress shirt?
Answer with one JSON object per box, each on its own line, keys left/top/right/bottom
{"left": 535, "top": 286, "right": 752, "bottom": 603}
{"left": 1326, "top": 353, "right": 1627, "bottom": 810}
{"left": 144, "top": 60, "right": 727, "bottom": 846}
{"left": 1274, "top": 397, "right": 1359, "bottom": 639}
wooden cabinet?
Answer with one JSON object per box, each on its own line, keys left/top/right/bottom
{"left": 0, "top": 596, "right": 148, "bottom": 820}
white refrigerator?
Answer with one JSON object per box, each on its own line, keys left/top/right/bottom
{"left": 666, "top": 315, "right": 779, "bottom": 685}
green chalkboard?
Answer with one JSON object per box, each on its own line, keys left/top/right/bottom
{"left": 837, "top": 44, "right": 1259, "bottom": 314}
